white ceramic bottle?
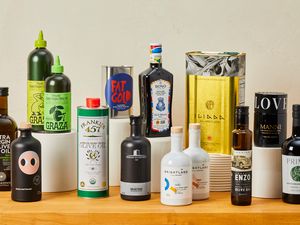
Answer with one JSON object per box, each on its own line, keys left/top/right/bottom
{"left": 184, "top": 123, "right": 210, "bottom": 200}
{"left": 160, "top": 126, "right": 192, "bottom": 206}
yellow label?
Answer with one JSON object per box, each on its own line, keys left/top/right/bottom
{"left": 27, "top": 80, "right": 45, "bottom": 126}
{"left": 186, "top": 76, "right": 238, "bottom": 154}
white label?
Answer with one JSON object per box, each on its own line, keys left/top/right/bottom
{"left": 161, "top": 166, "right": 192, "bottom": 200}
{"left": 192, "top": 161, "right": 209, "bottom": 194}
{"left": 120, "top": 181, "right": 151, "bottom": 196}
{"left": 150, "top": 79, "right": 171, "bottom": 132}
{"left": 78, "top": 116, "right": 108, "bottom": 192}
{"left": 282, "top": 155, "right": 300, "bottom": 195}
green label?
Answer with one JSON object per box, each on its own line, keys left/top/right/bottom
{"left": 27, "top": 80, "right": 45, "bottom": 126}
{"left": 44, "top": 92, "right": 71, "bottom": 132}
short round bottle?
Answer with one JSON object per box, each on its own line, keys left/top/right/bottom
{"left": 161, "top": 126, "right": 192, "bottom": 206}
{"left": 184, "top": 123, "right": 209, "bottom": 200}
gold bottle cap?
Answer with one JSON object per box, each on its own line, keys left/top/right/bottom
{"left": 171, "top": 126, "right": 183, "bottom": 134}
{"left": 19, "top": 122, "right": 32, "bottom": 129}
{"left": 189, "top": 123, "right": 200, "bottom": 130}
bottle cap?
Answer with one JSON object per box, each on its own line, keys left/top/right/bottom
{"left": 86, "top": 98, "right": 100, "bottom": 108}
{"left": 51, "top": 56, "right": 64, "bottom": 74}
{"left": 130, "top": 116, "right": 141, "bottom": 125}
{"left": 34, "top": 30, "right": 47, "bottom": 48}
{"left": 0, "top": 87, "right": 9, "bottom": 96}
{"left": 293, "top": 104, "right": 300, "bottom": 119}
{"left": 19, "top": 122, "right": 32, "bottom": 129}
{"left": 150, "top": 43, "right": 162, "bottom": 54}
{"left": 235, "top": 106, "right": 249, "bottom": 115}
{"left": 189, "top": 123, "right": 200, "bottom": 130}
{"left": 171, "top": 126, "right": 183, "bottom": 134}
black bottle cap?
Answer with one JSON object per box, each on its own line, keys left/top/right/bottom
{"left": 255, "top": 92, "right": 287, "bottom": 113}
{"left": 130, "top": 116, "right": 141, "bottom": 125}
{"left": 0, "top": 87, "right": 9, "bottom": 96}
{"left": 235, "top": 106, "right": 249, "bottom": 125}
{"left": 293, "top": 104, "right": 300, "bottom": 119}
{"left": 236, "top": 106, "right": 249, "bottom": 115}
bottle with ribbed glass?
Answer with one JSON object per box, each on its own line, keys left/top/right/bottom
{"left": 282, "top": 104, "right": 300, "bottom": 204}
{"left": 27, "top": 31, "right": 53, "bottom": 132}
{"left": 0, "top": 87, "right": 18, "bottom": 191}
{"left": 139, "top": 44, "right": 173, "bottom": 137}
{"left": 184, "top": 123, "right": 209, "bottom": 200}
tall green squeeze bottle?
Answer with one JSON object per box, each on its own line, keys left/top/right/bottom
{"left": 27, "top": 31, "right": 53, "bottom": 132}
{"left": 44, "top": 56, "right": 71, "bottom": 133}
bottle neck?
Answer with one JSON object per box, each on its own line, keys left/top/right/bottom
{"left": 292, "top": 118, "right": 300, "bottom": 136}
{"left": 20, "top": 129, "right": 32, "bottom": 138}
{"left": 189, "top": 129, "right": 200, "bottom": 148}
{"left": 131, "top": 124, "right": 142, "bottom": 137}
{"left": 150, "top": 53, "right": 162, "bottom": 68}
{"left": 235, "top": 114, "right": 249, "bottom": 130}
{"left": 0, "top": 96, "right": 8, "bottom": 115}
{"left": 171, "top": 133, "right": 183, "bottom": 152}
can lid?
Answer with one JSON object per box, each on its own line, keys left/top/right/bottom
{"left": 171, "top": 126, "right": 183, "bottom": 134}
{"left": 0, "top": 87, "right": 8, "bottom": 96}
{"left": 19, "top": 122, "right": 32, "bottom": 129}
{"left": 86, "top": 98, "right": 100, "bottom": 108}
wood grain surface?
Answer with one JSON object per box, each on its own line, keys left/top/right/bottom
{"left": 0, "top": 187, "right": 299, "bottom": 225}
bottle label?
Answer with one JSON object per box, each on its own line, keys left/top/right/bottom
{"left": 27, "top": 80, "right": 45, "bottom": 126}
{"left": 44, "top": 92, "right": 71, "bottom": 132}
{"left": 105, "top": 73, "right": 133, "bottom": 111}
{"left": 0, "top": 134, "right": 11, "bottom": 187}
{"left": 150, "top": 79, "right": 171, "bottom": 132}
{"left": 161, "top": 166, "right": 192, "bottom": 200}
{"left": 78, "top": 116, "right": 108, "bottom": 192}
{"left": 192, "top": 161, "right": 209, "bottom": 195}
{"left": 120, "top": 181, "right": 150, "bottom": 196}
{"left": 231, "top": 149, "right": 252, "bottom": 196}
{"left": 282, "top": 155, "right": 300, "bottom": 194}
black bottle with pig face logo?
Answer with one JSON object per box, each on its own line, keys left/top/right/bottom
{"left": 11, "top": 122, "right": 41, "bottom": 202}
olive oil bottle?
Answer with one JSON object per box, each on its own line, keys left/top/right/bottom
{"left": 0, "top": 87, "right": 18, "bottom": 191}
{"left": 27, "top": 31, "right": 53, "bottom": 132}
{"left": 44, "top": 56, "right": 71, "bottom": 132}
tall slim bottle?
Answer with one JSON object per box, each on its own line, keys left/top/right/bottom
{"left": 139, "top": 44, "right": 173, "bottom": 137}
{"left": 11, "top": 122, "right": 41, "bottom": 202}
{"left": 184, "top": 123, "right": 209, "bottom": 200}
{"left": 120, "top": 116, "right": 151, "bottom": 201}
{"left": 282, "top": 104, "right": 300, "bottom": 204}
{"left": 231, "top": 106, "right": 252, "bottom": 206}
{"left": 44, "top": 56, "right": 71, "bottom": 133}
{"left": 0, "top": 87, "right": 18, "bottom": 191}
{"left": 27, "top": 31, "right": 53, "bottom": 132}
{"left": 161, "top": 126, "right": 192, "bottom": 206}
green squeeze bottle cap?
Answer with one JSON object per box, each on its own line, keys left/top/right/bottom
{"left": 51, "top": 56, "right": 64, "bottom": 73}
{"left": 34, "top": 30, "right": 47, "bottom": 48}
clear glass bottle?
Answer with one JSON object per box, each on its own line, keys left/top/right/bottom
{"left": 161, "top": 126, "right": 192, "bottom": 206}
{"left": 282, "top": 104, "right": 300, "bottom": 204}
{"left": 120, "top": 116, "right": 151, "bottom": 201}
{"left": 0, "top": 87, "right": 18, "bottom": 191}
{"left": 231, "top": 106, "right": 252, "bottom": 206}
{"left": 139, "top": 43, "right": 173, "bottom": 137}
{"left": 184, "top": 123, "right": 209, "bottom": 200}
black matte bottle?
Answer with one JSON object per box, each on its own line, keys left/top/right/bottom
{"left": 231, "top": 106, "right": 252, "bottom": 206}
{"left": 11, "top": 122, "right": 41, "bottom": 202}
{"left": 139, "top": 44, "right": 173, "bottom": 137}
{"left": 0, "top": 87, "right": 18, "bottom": 191}
{"left": 120, "top": 116, "right": 151, "bottom": 201}
{"left": 282, "top": 105, "right": 300, "bottom": 204}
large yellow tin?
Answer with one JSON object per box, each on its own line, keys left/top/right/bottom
{"left": 185, "top": 52, "right": 246, "bottom": 155}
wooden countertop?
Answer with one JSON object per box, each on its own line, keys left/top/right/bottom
{"left": 0, "top": 187, "right": 299, "bottom": 225}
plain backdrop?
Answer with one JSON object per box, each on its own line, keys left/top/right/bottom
{"left": 0, "top": 0, "right": 299, "bottom": 135}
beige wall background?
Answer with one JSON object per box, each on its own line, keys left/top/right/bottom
{"left": 0, "top": 0, "right": 299, "bottom": 134}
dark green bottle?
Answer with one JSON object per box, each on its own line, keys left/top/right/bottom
{"left": 27, "top": 31, "right": 53, "bottom": 132}
{"left": 44, "top": 56, "right": 71, "bottom": 133}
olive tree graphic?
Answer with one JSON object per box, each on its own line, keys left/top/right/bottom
{"left": 49, "top": 105, "right": 66, "bottom": 121}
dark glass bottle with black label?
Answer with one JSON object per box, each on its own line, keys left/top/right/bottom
{"left": 282, "top": 104, "right": 300, "bottom": 204}
{"left": 11, "top": 122, "right": 41, "bottom": 202}
{"left": 231, "top": 106, "right": 252, "bottom": 206}
{"left": 0, "top": 87, "right": 18, "bottom": 191}
{"left": 120, "top": 116, "right": 151, "bottom": 201}
{"left": 254, "top": 92, "right": 287, "bottom": 147}
{"left": 139, "top": 44, "right": 173, "bottom": 137}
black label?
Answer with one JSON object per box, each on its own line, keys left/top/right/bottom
{"left": 231, "top": 171, "right": 252, "bottom": 196}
